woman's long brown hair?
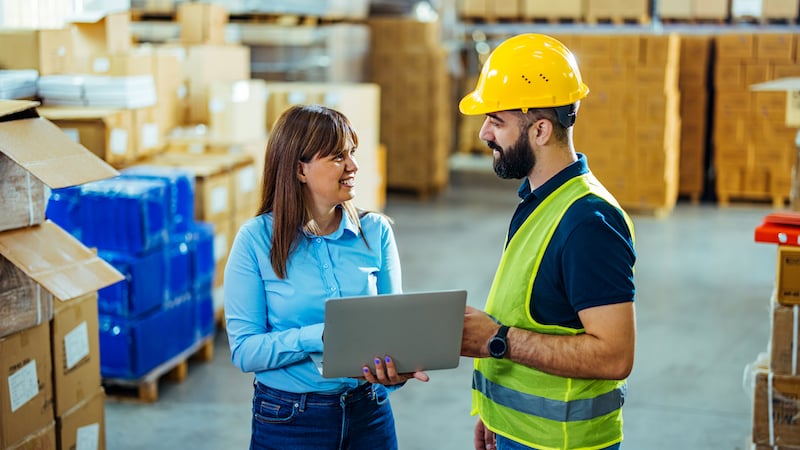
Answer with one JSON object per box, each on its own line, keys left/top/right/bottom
{"left": 257, "top": 105, "right": 362, "bottom": 279}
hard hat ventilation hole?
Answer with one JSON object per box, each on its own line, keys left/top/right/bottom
{"left": 521, "top": 75, "right": 532, "bottom": 84}
{"left": 539, "top": 73, "right": 549, "bottom": 82}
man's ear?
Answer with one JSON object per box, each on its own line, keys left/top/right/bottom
{"left": 531, "top": 119, "right": 552, "bottom": 146}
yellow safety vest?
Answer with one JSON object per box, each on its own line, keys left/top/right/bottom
{"left": 473, "top": 172, "right": 635, "bottom": 450}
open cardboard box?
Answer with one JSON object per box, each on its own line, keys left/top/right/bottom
{"left": 750, "top": 78, "right": 800, "bottom": 211}
{"left": 0, "top": 100, "right": 121, "bottom": 231}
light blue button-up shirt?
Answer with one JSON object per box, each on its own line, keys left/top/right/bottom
{"left": 224, "top": 209, "right": 402, "bottom": 394}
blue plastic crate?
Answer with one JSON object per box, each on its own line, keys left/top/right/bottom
{"left": 186, "top": 221, "right": 215, "bottom": 288}
{"left": 167, "top": 234, "right": 192, "bottom": 302}
{"left": 80, "top": 177, "right": 169, "bottom": 254}
{"left": 121, "top": 165, "right": 195, "bottom": 234}
{"left": 46, "top": 185, "right": 83, "bottom": 240}
{"left": 98, "top": 248, "right": 168, "bottom": 318}
{"left": 99, "top": 295, "right": 195, "bottom": 379}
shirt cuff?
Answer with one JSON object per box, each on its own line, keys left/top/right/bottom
{"left": 299, "top": 322, "right": 324, "bottom": 353}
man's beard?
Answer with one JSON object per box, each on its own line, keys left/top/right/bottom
{"left": 488, "top": 132, "right": 535, "bottom": 179}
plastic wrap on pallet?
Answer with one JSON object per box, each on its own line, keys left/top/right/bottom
{"left": 218, "top": 0, "right": 368, "bottom": 18}
{"left": 98, "top": 247, "right": 168, "bottom": 318}
{"left": 46, "top": 185, "right": 83, "bottom": 240}
{"left": 194, "top": 286, "right": 215, "bottom": 341}
{"left": 99, "top": 294, "right": 195, "bottom": 379}
{"left": 121, "top": 165, "right": 196, "bottom": 234}
{"left": 186, "top": 221, "right": 216, "bottom": 288}
{"left": 166, "top": 235, "right": 192, "bottom": 302}
{"left": 79, "top": 177, "right": 169, "bottom": 254}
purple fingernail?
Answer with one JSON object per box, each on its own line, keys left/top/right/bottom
{"left": 363, "top": 367, "right": 369, "bottom": 373}
{"left": 374, "top": 358, "right": 381, "bottom": 365}
{"left": 385, "top": 356, "right": 391, "bottom": 363}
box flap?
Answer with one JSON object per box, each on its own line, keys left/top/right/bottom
{"left": 0, "top": 110, "right": 119, "bottom": 189}
{"left": 0, "top": 99, "right": 40, "bottom": 120}
{"left": 0, "top": 221, "right": 124, "bottom": 301}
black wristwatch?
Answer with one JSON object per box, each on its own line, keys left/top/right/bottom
{"left": 488, "top": 325, "right": 510, "bottom": 359}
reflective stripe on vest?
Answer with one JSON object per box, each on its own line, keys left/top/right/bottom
{"left": 473, "top": 171, "right": 634, "bottom": 449}
{"left": 473, "top": 370, "right": 626, "bottom": 422}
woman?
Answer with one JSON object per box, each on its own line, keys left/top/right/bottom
{"left": 224, "top": 104, "right": 427, "bottom": 450}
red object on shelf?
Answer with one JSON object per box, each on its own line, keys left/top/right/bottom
{"left": 755, "top": 212, "right": 800, "bottom": 246}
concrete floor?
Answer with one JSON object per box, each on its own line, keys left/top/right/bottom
{"left": 105, "top": 159, "right": 780, "bottom": 450}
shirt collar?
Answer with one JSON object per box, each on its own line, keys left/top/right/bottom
{"left": 301, "top": 205, "right": 361, "bottom": 239}
{"left": 517, "top": 153, "right": 589, "bottom": 201}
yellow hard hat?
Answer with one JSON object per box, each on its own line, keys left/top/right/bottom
{"left": 459, "top": 34, "right": 589, "bottom": 116}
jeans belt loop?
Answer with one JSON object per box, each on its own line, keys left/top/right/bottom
{"left": 297, "top": 393, "right": 307, "bottom": 412}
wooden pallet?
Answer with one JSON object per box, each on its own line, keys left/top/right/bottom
{"left": 716, "top": 192, "right": 788, "bottom": 209}
{"left": 585, "top": 14, "right": 651, "bottom": 25}
{"left": 130, "top": 9, "right": 177, "bottom": 22}
{"left": 731, "top": 15, "right": 797, "bottom": 25}
{"left": 228, "top": 12, "right": 357, "bottom": 26}
{"left": 103, "top": 334, "right": 215, "bottom": 403}
{"left": 523, "top": 16, "right": 582, "bottom": 24}
{"left": 624, "top": 205, "right": 673, "bottom": 219}
{"left": 660, "top": 17, "right": 727, "bottom": 25}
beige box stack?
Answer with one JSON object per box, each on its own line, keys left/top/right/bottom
{"left": 459, "top": 0, "right": 522, "bottom": 21}
{"left": 521, "top": 0, "right": 583, "bottom": 21}
{"left": 0, "top": 100, "right": 123, "bottom": 450}
{"left": 261, "top": 82, "right": 384, "bottom": 212}
{"left": 713, "top": 32, "right": 800, "bottom": 207}
{"left": 752, "top": 244, "right": 800, "bottom": 448}
{"left": 584, "top": 0, "right": 651, "bottom": 23}
{"left": 658, "top": 0, "right": 730, "bottom": 21}
{"left": 368, "top": 17, "right": 452, "bottom": 198}
{"left": 560, "top": 33, "right": 681, "bottom": 215}
{"left": 732, "top": 0, "right": 800, "bottom": 22}
{"left": 677, "top": 35, "right": 712, "bottom": 202}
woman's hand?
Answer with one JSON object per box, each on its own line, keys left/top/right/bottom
{"left": 359, "top": 355, "right": 429, "bottom": 385}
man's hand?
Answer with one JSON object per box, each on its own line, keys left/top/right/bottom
{"left": 474, "top": 417, "right": 496, "bottom": 450}
{"left": 461, "top": 306, "right": 501, "bottom": 358}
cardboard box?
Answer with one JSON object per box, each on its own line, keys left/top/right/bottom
{"left": 778, "top": 246, "right": 800, "bottom": 304}
{"left": 0, "top": 100, "right": 119, "bottom": 232}
{"left": 0, "top": 323, "right": 54, "bottom": 449}
{"left": 38, "top": 106, "right": 136, "bottom": 167}
{"left": 208, "top": 79, "right": 268, "bottom": 143}
{"left": 0, "top": 253, "right": 54, "bottom": 340}
{"left": 70, "top": 11, "right": 131, "bottom": 56}
{"left": 0, "top": 28, "right": 73, "bottom": 75}
{"left": 185, "top": 45, "right": 251, "bottom": 124}
{"left": 177, "top": 2, "right": 228, "bottom": 45}
{"left": 51, "top": 293, "right": 101, "bottom": 417}
{"left": 771, "top": 298, "right": 800, "bottom": 374}
{"left": 753, "top": 369, "right": 800, "bottom": 446}
{"left": 0, "top": 220, "right": 124, "bottom": 306}
{"left": 7, "top": 421, "right": 56, "bottom": 450}
{"left": 56, "top": 387, "right": 105, "bottom": 450}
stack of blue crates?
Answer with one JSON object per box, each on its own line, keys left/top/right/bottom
{"left": 47, "top": 166, "right": 216, "bottom": 380}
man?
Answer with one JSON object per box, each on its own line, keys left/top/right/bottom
{"left": 459, "top": 33, "right": 637, "bottom": 450}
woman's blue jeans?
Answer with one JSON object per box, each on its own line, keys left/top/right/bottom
{"left": 250, "top": 381, "right": 397, "bottom": 450}
{"left": 496, "top": 434, "right": 621, "bottom": 450}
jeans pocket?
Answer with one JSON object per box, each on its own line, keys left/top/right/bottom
{"left": 253, "top": 397, "right": 298, "bottom": 424}
{"left": 372, "top": 385, "right": 390, "bottom": 406}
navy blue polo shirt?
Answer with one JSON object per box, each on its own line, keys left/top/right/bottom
{"left": 507, "top": 153, "right": 636, "bottom": 329}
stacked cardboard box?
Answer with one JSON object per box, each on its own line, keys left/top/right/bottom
{"left": 732, "top": 0, "right": 800, "bottom": 22}
{"left": 658, "top": 0, "right": 729, "bottom": 21}
{"left": 0, "top": 100, "right": 123, "bottom": 449}
{"left": 521, "top": 0, "right": 583, "bottom": 21}
{"left": 677, "top": 35, "right": 712, "bottom": 202}
{"left": 557, "top": 33, "right": 681, "bottom": 215}
{"left": 751, "top": 217, "right": 800, "bottom": 448}
{"left": 584, "top": 0, "right": 650, "bottom": 22}
{"left": 368, "top": 17, "right": 452, "bottom": 197}
{"left": 459, "top": 0, "right": 522, "bottom": 21}
{"left": 713, "top": 32, "right": 800, "bottom": 207}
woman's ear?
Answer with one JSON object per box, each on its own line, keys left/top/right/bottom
{"left": 297, "top": 161, "right": 308, "bottom": 183}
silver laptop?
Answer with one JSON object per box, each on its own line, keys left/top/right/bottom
{"left": 317, "top": 290, "right": 467, "bottom": 378}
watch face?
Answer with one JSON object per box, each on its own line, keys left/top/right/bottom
{"left": 489, "top": 337, "right": 506, "bottom": 357}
